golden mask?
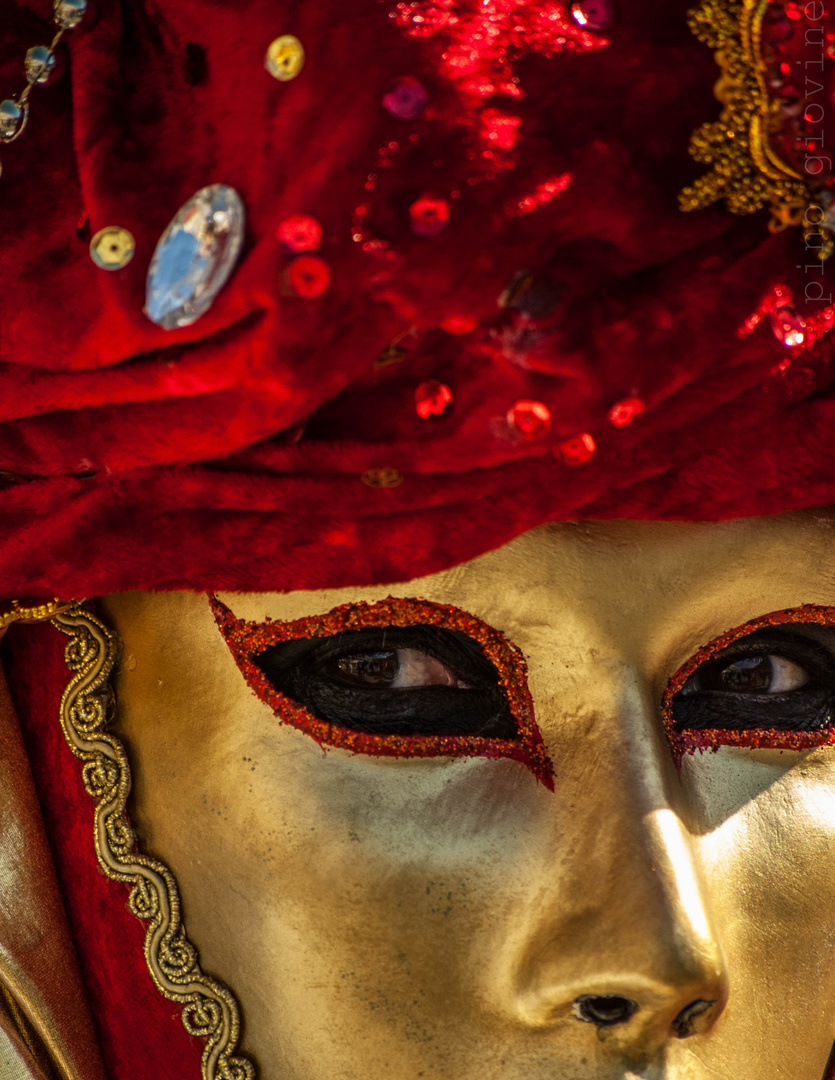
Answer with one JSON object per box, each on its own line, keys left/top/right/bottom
{"left": 95, "top": 514, "right": 835, "bottom": 1079}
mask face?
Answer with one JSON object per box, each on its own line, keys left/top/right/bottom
{"left": 100, "top": 513, "right": 835, "bottom": 1080}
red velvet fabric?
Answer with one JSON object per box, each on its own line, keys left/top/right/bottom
{"left": 1, "top": 0, "right": 834, "bottom": 598}
{"left": 2, "top": 620, "right": 207, "bottom": 1080}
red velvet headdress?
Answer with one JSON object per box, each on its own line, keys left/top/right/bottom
{"left": 1, "top": 0, "right": 834, "bottom": 600}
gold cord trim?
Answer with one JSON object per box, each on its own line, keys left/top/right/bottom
{"left": 51, "top": 607, "right": 254, "bottom": 1080}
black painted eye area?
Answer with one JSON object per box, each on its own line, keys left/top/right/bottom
{"left": 254, "top": 625, "right": 517, "bottom": 739}
{"left": 672, "top": 626, "right": 835, "bottom": 733}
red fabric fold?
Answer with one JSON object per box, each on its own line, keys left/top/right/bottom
{"left": 1, "top": 0, "right": 833, "bottom": 596}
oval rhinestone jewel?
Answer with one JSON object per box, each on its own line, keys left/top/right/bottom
{"left": 25, "top": 46, "right": 56, "bottom": 85}
{"left": 53, "top": 0, "right": 87, "bottom": 30}
{"left": 265, "top": 35, "right": 305, "bottom": 82}
{"left": 145, "top": 184, "right": 245, "bottom": 330}
{"left": 0, "top": 99, "right": 27, "bottom": 143}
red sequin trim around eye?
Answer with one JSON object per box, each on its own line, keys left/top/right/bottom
{"left": 210, "top": 594, "right": 554, "bottom": 790}
{"left": 662, "top": 605, "right": 835, "bottom": 764}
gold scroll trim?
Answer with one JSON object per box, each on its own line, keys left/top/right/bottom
{"left": 51, "top": 607, "right": 254, "bottom": 1080}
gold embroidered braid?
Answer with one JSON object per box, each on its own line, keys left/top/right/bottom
{"left": 51, "top": 606, "right": 255, "bottom": 1080}
{"left": 679, "top": 0, "right": 818, "bottom": 251}
{"left": 0, "top": 599, "right": 77, "bottom": 631}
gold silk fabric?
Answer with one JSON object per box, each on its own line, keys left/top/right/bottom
{"left": 0, "top": 656, "right": 105, "bottom": 1080}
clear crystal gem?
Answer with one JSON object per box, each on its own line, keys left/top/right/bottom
{"left": 770, "top": 301, "right": 806, "bottom": 348}
{"left": 25, "top": 46, "right": 56, "bottom": 85}
{"left": 145, "top": 184, "right": 245, "bottom": 330}
{"left": 570, "top": 0, "right": 614, "bottom": 30}
{"left": 0, "top": 99, "right": 27, "bottom": 143}
{"left": 53, "top": 0, "right": 87, "bottom": 31}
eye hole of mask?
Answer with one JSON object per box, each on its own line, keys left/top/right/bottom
{"left": 671, "top": 625, "right": 835, "bottom": 735}
{"left": 254, "top": 625, "right": 519, "bottom": 739}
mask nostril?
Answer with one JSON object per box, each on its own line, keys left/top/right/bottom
{"left": 573, "top": 994, "right": 639, "bottom": 1027}
{"left": 672, "top": 998, "right": 717, "bottom": 1039}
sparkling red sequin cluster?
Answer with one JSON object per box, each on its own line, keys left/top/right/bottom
{"left": 661, "top": 605, "right": 835, "bottom": 763}
{"left": 739, "top": 282, "right": 835, "bottom": 367}
{"left": 210, "top": 593, "right": 555, "bottom": 789}
{"left": 391, "top": 0, "right": 606, "bottom": 101}
{"left": 347, "top": 3, "right": 611, "bottom": 456}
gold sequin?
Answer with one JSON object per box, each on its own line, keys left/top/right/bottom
{"left": 89, "top": 226, "right": 135, "bottom": 270}
{"left": 265, "top": 35, "right": 305, "bottom": 82}
{"left": 361, "top": 467, "right": 404, "bottom": 488}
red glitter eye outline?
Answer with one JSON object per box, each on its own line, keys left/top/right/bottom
{"left": 210, "top": 594, "right": 554, "bottom": 790}
{"left": 662, "top": 605, "right": 835, "bottom": 763}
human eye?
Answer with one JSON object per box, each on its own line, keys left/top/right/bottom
{"left": 254, "top": 625, "right": 518, "bottom": 739}
{"left": 663, "top": 607, "right": 835, "bottom": 757}
{"left": 210, "top": 594, "right": 554, "bottom": 788}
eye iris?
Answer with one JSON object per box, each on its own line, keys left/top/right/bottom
{"left": 336, "top": 651, "right": 399, "bottom": 686}
{"left": 720, "top": 656, "right": 771, "bottom": 691}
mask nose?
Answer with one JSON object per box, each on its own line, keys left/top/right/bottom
{"left": 499, "top": 689, "right": 729, "bottom": 1059}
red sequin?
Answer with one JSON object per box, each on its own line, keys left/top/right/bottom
{"left": 409, "top": 195, "right": 451, "bottom": 236}
{"left": 277, "top": 214, "right": 323, "bottom": 253}
{"left": 558, "top": 432, "right": 596, "bottom": 464}
{"left": 382, "top": 75, "right": 430, "bottom": 120}
{"left": 415, "top": 380, "right": 453, "bottom": 419}
{"left": 287, "top": 255, "right": 331, "bottom": 298}
{"left": 514, "top": 172, "right": 573, "bottom": 215}
{"left": 210, "top": 594, "right": 555, "bottom": 789}
{"left": 507, "top": 399, "right": 551, "bottom": 440}
{"left": 440, "top": 314, "right": 477, "bottom": 334}
{"left": 661, "top": 605, "right": 835, "bottom": 765}
{"left": 607, "top": 397, "right": 645, "bottom": 428}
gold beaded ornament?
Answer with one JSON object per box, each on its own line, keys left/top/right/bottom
{"left": 0, "top": 0, "right": 88, "bottom": 177}
{"left": 680, "top": 0, "right": 833, "bottom": 257}
{"left": 0, "top": 598, "right": 80, "bottom": 632}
